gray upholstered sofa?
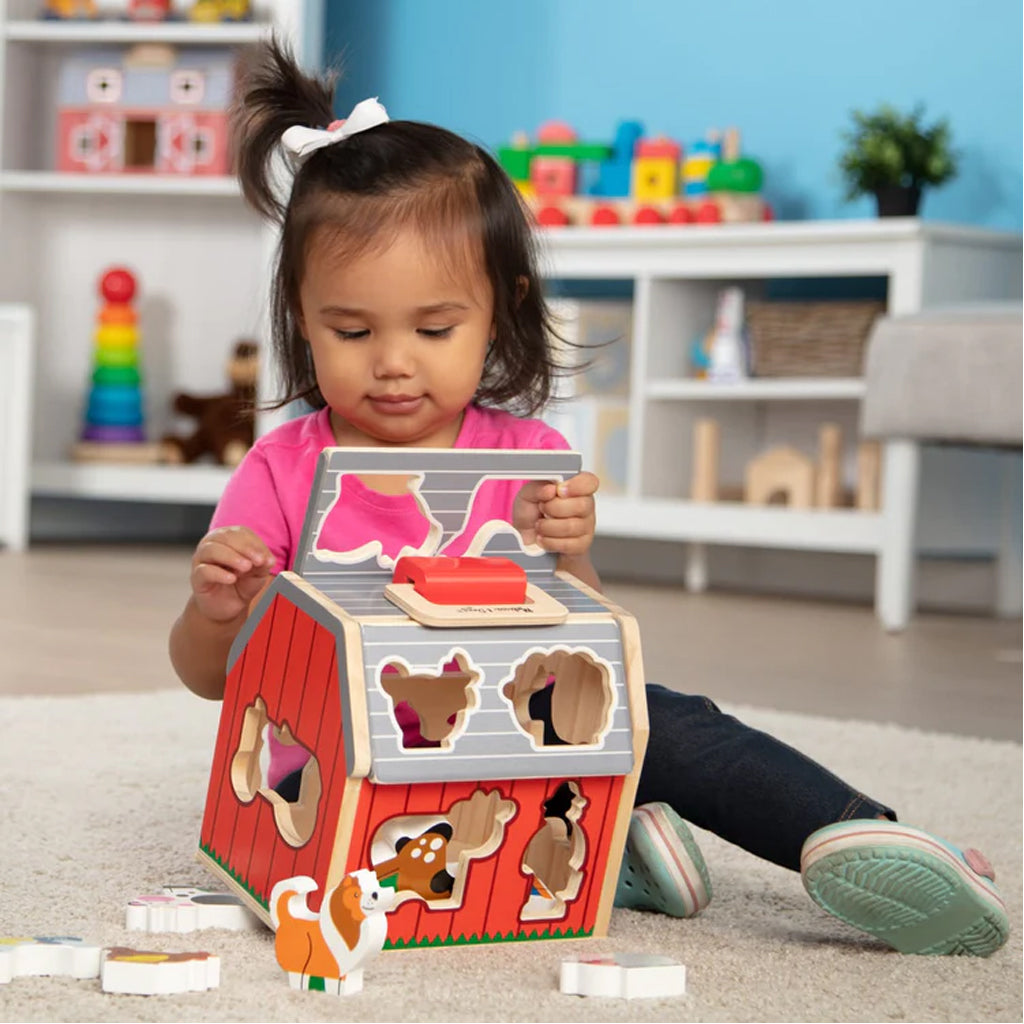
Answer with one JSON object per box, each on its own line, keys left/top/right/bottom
{"left": 860, "top": 305, "right": 1022, "bottom": 630}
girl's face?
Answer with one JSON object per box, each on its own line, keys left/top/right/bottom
{"left": 298, "top": 226, "right": 494, "bottom": 448}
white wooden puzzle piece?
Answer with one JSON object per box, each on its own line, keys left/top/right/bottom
{"left": 126, "top": 885, "right": 259, "bottom": 932}
{"left": 560, "top": 953, "right": 687, "bottom": 999}
{"left": 0, "top": 937, "right": 102, "bottom": 984}
{"left": 101, "top": 947, "right": 220, "bottom": 995}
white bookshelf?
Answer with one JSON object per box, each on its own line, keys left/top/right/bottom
{"left": 645, "top": 378, "right": 866, "bottom": 401}
{"left": 538, "top": 220, "right": 1022, "bottom": 591}
{"left": 4, "top": 18, "right": 264, "bottom": 43}
{"left": 0, "top": 0, "right": 323, "bottom": 505}
{"left": 0, "top": 170, "right": 241, "bottom": 195}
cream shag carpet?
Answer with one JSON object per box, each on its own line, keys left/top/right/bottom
{"left": 1, "top": 690, "right": 1020, "bottom": 1024}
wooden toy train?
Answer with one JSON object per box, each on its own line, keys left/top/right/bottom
{"left": 199, "top": 448, "right": 649, "bottom": 949}
{"left": 499, "top": 120, "right": 770, "bottom": 227}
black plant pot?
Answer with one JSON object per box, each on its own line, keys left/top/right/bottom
{"left": 874, "top": 184, "right": 922, "bottom": 217}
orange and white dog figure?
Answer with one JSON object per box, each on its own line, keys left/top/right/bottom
{"left": 269, "top": 870, "right": 391, "bottom": 995}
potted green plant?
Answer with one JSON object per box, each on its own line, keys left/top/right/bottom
{"left": 838, "top": 103, "right": 958, "bottom": 217}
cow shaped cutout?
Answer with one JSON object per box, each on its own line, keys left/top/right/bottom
{"left": 501, "top": 648, "right": 615, "bottom": 747}
{"left": 312, "top": 472, "right": 441, "bottom": 568}
{"left": 230, "top": 697, "right": 321, "bottom": 847}
{"left": 369, "top": 788, "right": 517, "bottom": 911}
{"left": 520, "top": 781, "right": 588, "bottom": 920}
{"left": 378, "top": 650, "right": 482, "bottom": 749}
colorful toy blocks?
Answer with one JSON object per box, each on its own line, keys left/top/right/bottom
{"left": 501, "top": 120, "right": 768, "bottom": 227}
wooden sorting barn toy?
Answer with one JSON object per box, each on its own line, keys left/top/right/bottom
{"left": 199, "top": 448, "right": 648, "bottom": 949}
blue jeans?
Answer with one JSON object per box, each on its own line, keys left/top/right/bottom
{"left": 634, "top": 685, "right": 896, "bottom": 872}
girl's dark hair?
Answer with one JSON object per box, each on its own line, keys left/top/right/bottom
{"left": 233, "top": 38, "right": 561, "bottom": 416}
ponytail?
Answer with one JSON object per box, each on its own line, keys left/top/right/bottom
{"left": 232, "top": 37, "right": 337, "bottom": 221}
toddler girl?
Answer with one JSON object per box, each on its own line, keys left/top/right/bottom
{"left": 169, "top": 39, "right": 1008, "bottom": 959}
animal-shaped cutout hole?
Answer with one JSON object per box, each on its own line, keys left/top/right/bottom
{"left": 440, "top": 475, "right": 569, "bottom": 557}
{"left": 520, "top": 781, "right": 587, "bottom": 920}
{"left": 501, "top": 648, "right": 614, "bottom": 746}
{"left": 315, "top": 472, "right": 439, "bottom": 567}
{"left": 378, "top": 651, "right": 481, "bottom": 749}
{"left": 230, "top": 697, "right": 321, "bottom": 848}
{"left": 369, "top": 788, "right": 516, "bottom": 910}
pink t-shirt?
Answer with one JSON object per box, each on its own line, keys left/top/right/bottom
{"left": 210, "top": 403, "right": 570, "bottom": 572}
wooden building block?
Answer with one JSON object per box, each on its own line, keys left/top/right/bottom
{"left": 745, "top": 446, "right": 815, "bottom": 508}
{"left": 690, "top": 418, "right": 720, "bottom": 501}
{"left": 856, "top": 440, "right": 882, "bottom": 511}
{"left": 815, "top": 423, "right": 843, "bottom": 508}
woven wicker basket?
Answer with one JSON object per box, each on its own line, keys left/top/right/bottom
{"left": 746, "top": 300, "right": 885, "bottom": 377}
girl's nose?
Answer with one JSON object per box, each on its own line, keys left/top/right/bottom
{"left": 372, "top": 335, "right": 415, "bottom": 378}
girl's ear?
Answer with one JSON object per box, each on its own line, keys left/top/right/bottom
{"left": 515, "top": 275, "right": 529, "bottom": 306}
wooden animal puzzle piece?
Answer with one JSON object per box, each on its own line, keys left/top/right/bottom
{"left": 100, "top": 947, "right": 220, "bottom": 994}
{"left": 230, "top": 696, "right": 321, "bottom": 846}
{"left": 374, "top": 823, "right": 456, "bottom": 900}
{"left": 560, "top": 953, "right": 687, "bottom": 999}
{"left": 502, "top": 648, "right": 614, "bottom": 746}
{"left": 378, "top": 650, "right": 481, "bottom": 747}
{"left": 0, "top": 937, "right": 101, "bottom": 984}
{"left": 126, "top": 885, "right": 259, "bottom": 932}
{"left": 370, "top": 788, "right": 517, "bottom": 910}
{"left": 270, "top": 871, "right": 391, "bottom": 996}
{"left": 521, "top": 782, "right": 587, "bottom": 920}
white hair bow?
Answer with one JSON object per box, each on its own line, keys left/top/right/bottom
{"left": 280, "top": 97, "right": 390, "bottom": 170}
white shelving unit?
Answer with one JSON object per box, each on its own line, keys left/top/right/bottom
{"left": 538, "top": 220, "right": 1022, "bottom": 598}
{"left": 0, "top": 0, "right": 322, "bottom": 505}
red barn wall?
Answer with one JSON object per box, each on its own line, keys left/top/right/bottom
{"left": 199, "top": 594, "right": 348, "bottom": 907}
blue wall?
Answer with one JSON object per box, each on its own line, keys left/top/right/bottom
{"left": 326, "top": 0, "right": 1022, "bottom": 230}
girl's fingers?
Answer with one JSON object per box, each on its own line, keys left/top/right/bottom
{"left": 192, "top": 562, "right": 240, "bottom": 589}
{"left": 193, "top": 539, "right": 269, "bottom": 575}
{"left": 535, "top": 515, "right": 594, "bottom": 540}
{"left": 540, "top": 495, "right": 594, "bottom": 520}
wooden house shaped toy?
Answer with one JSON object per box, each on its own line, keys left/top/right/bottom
{"left": 56, "top": 44, "right": 234, "bottom": 175}
{"left": 199, "top": 448, "right": 648, "bottom": 948}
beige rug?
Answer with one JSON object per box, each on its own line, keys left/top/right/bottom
{"left": 1, "top": 690, "right": 1020, "bottom": 1023}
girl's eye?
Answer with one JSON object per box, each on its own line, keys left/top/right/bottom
{"left": 334, "top": 328, "right": 369, "bottom": 340}
{"left": 419, "top": 326, "right": 454, "bottom": 339}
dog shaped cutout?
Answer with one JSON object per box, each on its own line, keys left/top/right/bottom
{"left": 270, "top": 870, "right": 392, "bottom": 996}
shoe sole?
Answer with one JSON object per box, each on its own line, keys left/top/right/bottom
{"left": 801, "top": 822, "right": 1009, "bottom": 956}
{"left": 615, "top": 803, "right": 712, "bottom": 918}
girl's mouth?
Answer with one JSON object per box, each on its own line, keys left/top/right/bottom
{"left": 370, "top": 394, "right": 424, "bottom": 415}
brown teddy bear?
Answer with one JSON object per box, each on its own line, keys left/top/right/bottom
{"left": 161, "top": 340, "right": 258, "bottom": 466}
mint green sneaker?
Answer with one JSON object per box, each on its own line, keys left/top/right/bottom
{"left": 614, "top": 803, "right": 712, "bottom": 918}
{"left": 801, "top": 820, "right": 1009, "bottom": 956}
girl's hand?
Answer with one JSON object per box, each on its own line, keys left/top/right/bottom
{"left": 513, "top": 471, "right": 599, "bottom": 557}
{"left": 190, "top": 525, "right": 274, "bottom": 623}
